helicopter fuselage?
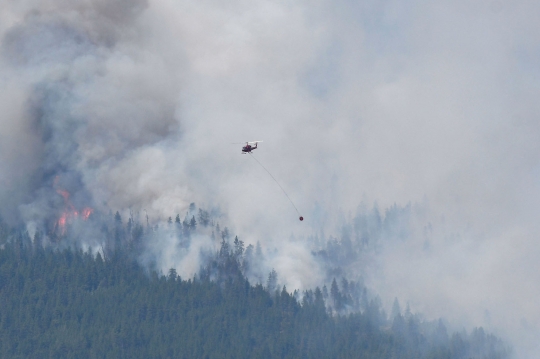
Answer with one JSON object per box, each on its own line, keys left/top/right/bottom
{"left": 242, "top": 143, "right": 258, "bottom": 153}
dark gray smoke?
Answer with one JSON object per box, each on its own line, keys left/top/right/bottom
{"left": 0, "top": 0, "right": 182, "bottom": 227}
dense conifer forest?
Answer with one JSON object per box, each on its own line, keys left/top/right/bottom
{"left": 0, "top": 222, "right": 510, "bottom": 359}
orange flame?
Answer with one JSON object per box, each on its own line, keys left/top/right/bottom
{"left": 55, "top": 187, "right": 93, "bottom": 235}
{"left": 82, "top": 207, "right": 93, "bottom": 220}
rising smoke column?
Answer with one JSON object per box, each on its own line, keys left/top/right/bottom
{"left": 0, "top": 0, "right": 185, "bottom": 228}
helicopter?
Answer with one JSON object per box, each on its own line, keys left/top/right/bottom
{"left": 234, "top": 140, "right": 304, "bottom": 221}
{"left": 241, "top": 141, "right": 263, "bottom": 154}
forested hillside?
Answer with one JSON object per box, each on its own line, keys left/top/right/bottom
{"left": 0, "top": 234, "right": 509, "bottom": 359}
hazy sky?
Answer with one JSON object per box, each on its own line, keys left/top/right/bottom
{"left": 1, "top": 0, "right": 540, "bottom": 357}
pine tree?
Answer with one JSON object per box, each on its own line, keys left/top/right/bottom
{"left": 182, "top": 215, "right": 190, "bottom": 238}
{"left": 266, "top": 269, "right": 278, "bottom": 293}
{"left": 233, "top": 236, "right": 244, "bottom": 259}
{"left": 242, "top": 244, "right": 254, "bottom": 274}
{"left": 0, "top": 233, "right": 511, "bottom": 359}
{"left": 198, "top": 209, "right": 210, "bottom": 227}
{"left": 168, "top": 268, "right": 177, "bottom": 281}
{"left": 391, "top": 297, "right": 401, "bottom": 319}
{"left": 221, "top": 227, "right": 230, "bottom": 241}
{"left": 330, "top": 278, "right": 343, "bottom": 311}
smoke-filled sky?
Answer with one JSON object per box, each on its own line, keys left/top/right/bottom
{"left": 1, "top": 0, "right": 540, "bottom": 357}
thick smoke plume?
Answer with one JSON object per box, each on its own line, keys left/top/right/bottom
{"left": 2, "top": 0, "right": 540, "bottom": 357}
{"left": 0, "top": 0, "right": 184, "bottom": 227}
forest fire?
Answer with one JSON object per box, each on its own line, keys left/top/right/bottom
{"left": 55, "top": 187, "right": 93, "bottom": 235}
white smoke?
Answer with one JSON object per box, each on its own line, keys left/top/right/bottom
{"left": 1, "top": 0, "right": 540, "bottom": 357}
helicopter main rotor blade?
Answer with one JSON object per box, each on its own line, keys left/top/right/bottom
{"left": 231, "top": 140, "right": 263, "bottom": 144}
